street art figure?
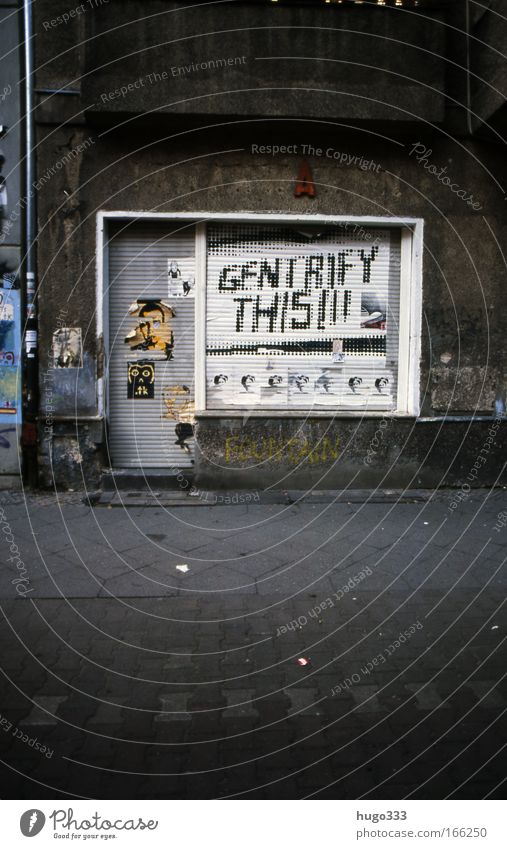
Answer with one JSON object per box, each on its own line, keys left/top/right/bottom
{"left": 124, "top": 299, "right": 176, "bottom": 361}
{"left": 268, "top": 375, "right": 283, "bottom": 387}
{"left": 241, "top": 374, "right": 256, "bottom": 392}
{"left": 289, "top": 374, "right": 310, "bottom": 392}
{"left": 162, "top": 384, "right": 195, "bottom": 454}
{"left": 348, "top": 376, "right": 363, "bottom": 393}
{"left": 375, "top": 377, "right": 389, "bottom": 394}
{"left": 127, "top": 361, "right": 155, "bottom": 399}
{"left": 314, "top": 372, "right": 333, "bottom": 393}
{"left": 168, "top": 259, "right": 195, "bottom": 298}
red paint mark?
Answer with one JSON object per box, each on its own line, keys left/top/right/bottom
{"left": 295, "top": 160, "right": 316, "bottom": 197}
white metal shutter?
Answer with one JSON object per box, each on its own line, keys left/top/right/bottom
{"left": 206, "top": 224, "right": 400, "bottom": 412}
{"left": 108, "top": 222, "right": 195, "bottom": 468}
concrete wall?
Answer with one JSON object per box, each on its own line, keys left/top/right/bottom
{"left": 81, "top": 0, "right": 446, "bottom": 127}
{"left": 31, "top": 1, "right": 507, "bottom": 489}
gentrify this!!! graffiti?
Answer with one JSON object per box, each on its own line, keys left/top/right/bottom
{"left": 124, "top": 299, "right": 176, "bottom": 360}
{"left": 205, "top": 225, "right": 397, "bottom": 410}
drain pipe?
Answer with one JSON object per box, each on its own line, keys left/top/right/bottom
{"left": 465, "top": 0, "right": 473, "bottom": 136}
{"left": 22, "top": 0, "right": 38, "bottom": 486}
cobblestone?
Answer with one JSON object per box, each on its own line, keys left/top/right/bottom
{"left": 0, "top": 490, "right": 505, "bottom": 798}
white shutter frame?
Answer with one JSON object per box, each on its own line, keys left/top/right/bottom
{"left": 97, "top": 213, "right": 423, "bottom": 440}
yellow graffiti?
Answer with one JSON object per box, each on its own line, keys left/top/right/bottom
{"left": 224, "top": 436, "right": 340, "bottom": 464}
{"left": 162, "top": 385, "right": 195, "bottom": 423}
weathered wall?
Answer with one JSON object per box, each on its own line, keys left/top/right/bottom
{"left": 81, "top": 0, "right": 446, "bottom": 126}
{"left": 31, "top": 0, "right": 507, "bottom": 489}
{"left": 194, "top": 416, "right": 506, "bottom": 490}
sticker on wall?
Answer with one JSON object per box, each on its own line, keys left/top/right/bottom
{"left": 127, "top": 361, "right": 155, "bottom": 399}
{"left": 52, "top": 327, "right": 83, "bottom": 368}
{"left": 124, "top": 299, "right": 176, "bottom": 360}
{"left": 332, "top": 338, "right": 345, "bottom": 363}
{"left": 168, "top": 258, "right": 195, "bottom": 298}
{"left": 162, "top": 384, "right": 195, "bottom": 454}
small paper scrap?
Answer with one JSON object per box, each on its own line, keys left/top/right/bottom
{"left": 176, "top": 564, "right": 189, "bottom": 573}
{"left": 297, "top": 657, "right": 310, "bottom": 667}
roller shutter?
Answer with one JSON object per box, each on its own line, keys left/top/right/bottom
{"left": 206, "top": 223, "right": 401, "bottom": 411}
{"left": 108, "top": 222, "right": 196, "bottom": 468}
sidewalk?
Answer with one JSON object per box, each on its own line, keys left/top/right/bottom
{"left": 0, "top": 488, "right": 505, "bottom": 799}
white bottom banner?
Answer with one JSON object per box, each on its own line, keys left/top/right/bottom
{"left": 1, "top": 800, "right": 503, "bottom": 848}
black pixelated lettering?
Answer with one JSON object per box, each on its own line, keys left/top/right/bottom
{"left": 258, "top": 258, "right": 280, "bottom": 288}
{"left": 291, "top": 291, "right": 311, "bottom": 330}
{"left": 253, "top": 294, "right": 279, "bottom": 332}
{"left": 359, "top": 246, "right": 379, "bottom": 284}
{"left": 234, "top": 297, "right": 252, "bottom": 332}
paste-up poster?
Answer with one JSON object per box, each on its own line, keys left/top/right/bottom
{"left": 0, "top": 366, "right": 18, "bottom": 414}
{"left": 162, "top": 384, "right": 195, "bottom": 453}
{"left": 207, "top": 370, "right": 232, "bottom": 407}
{"left": 168, "top": 258, "right": 195, "bottom": 298}
{"left": 288, "top": 370, "right": 312, "bottom": 401}
{"left": 259, "top": 370, "right": 288, "bottom": 404}
{"left": 124, "top": 299, "right": 176, "bottom": 360}
{"left": 361, "top": 291, "right": 386, "bottom": 330}
{"left": 313, "top": 368, "right": 341, "bottom": 405}
{"left": 0, "top": 292, "right": 18, "bottom": 367}
{"left": 127, "top": 361, "right": 155, "bottom": 399}
{"left": 0, "top": 286, "right": 21, "bottom": 423}
{"left": 52, "top": 327, "right": 83, "bottom": 368}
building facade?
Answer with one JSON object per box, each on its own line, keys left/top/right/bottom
{"left": 0, "top": 0, "right": 23, "bottom": 487}
{"left": 30, "top": 0, "right": 506, "bottom": 490}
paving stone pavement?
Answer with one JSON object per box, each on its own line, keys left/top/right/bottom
{"left": 0, "top": 488, "right": 505, "bottom": 799}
